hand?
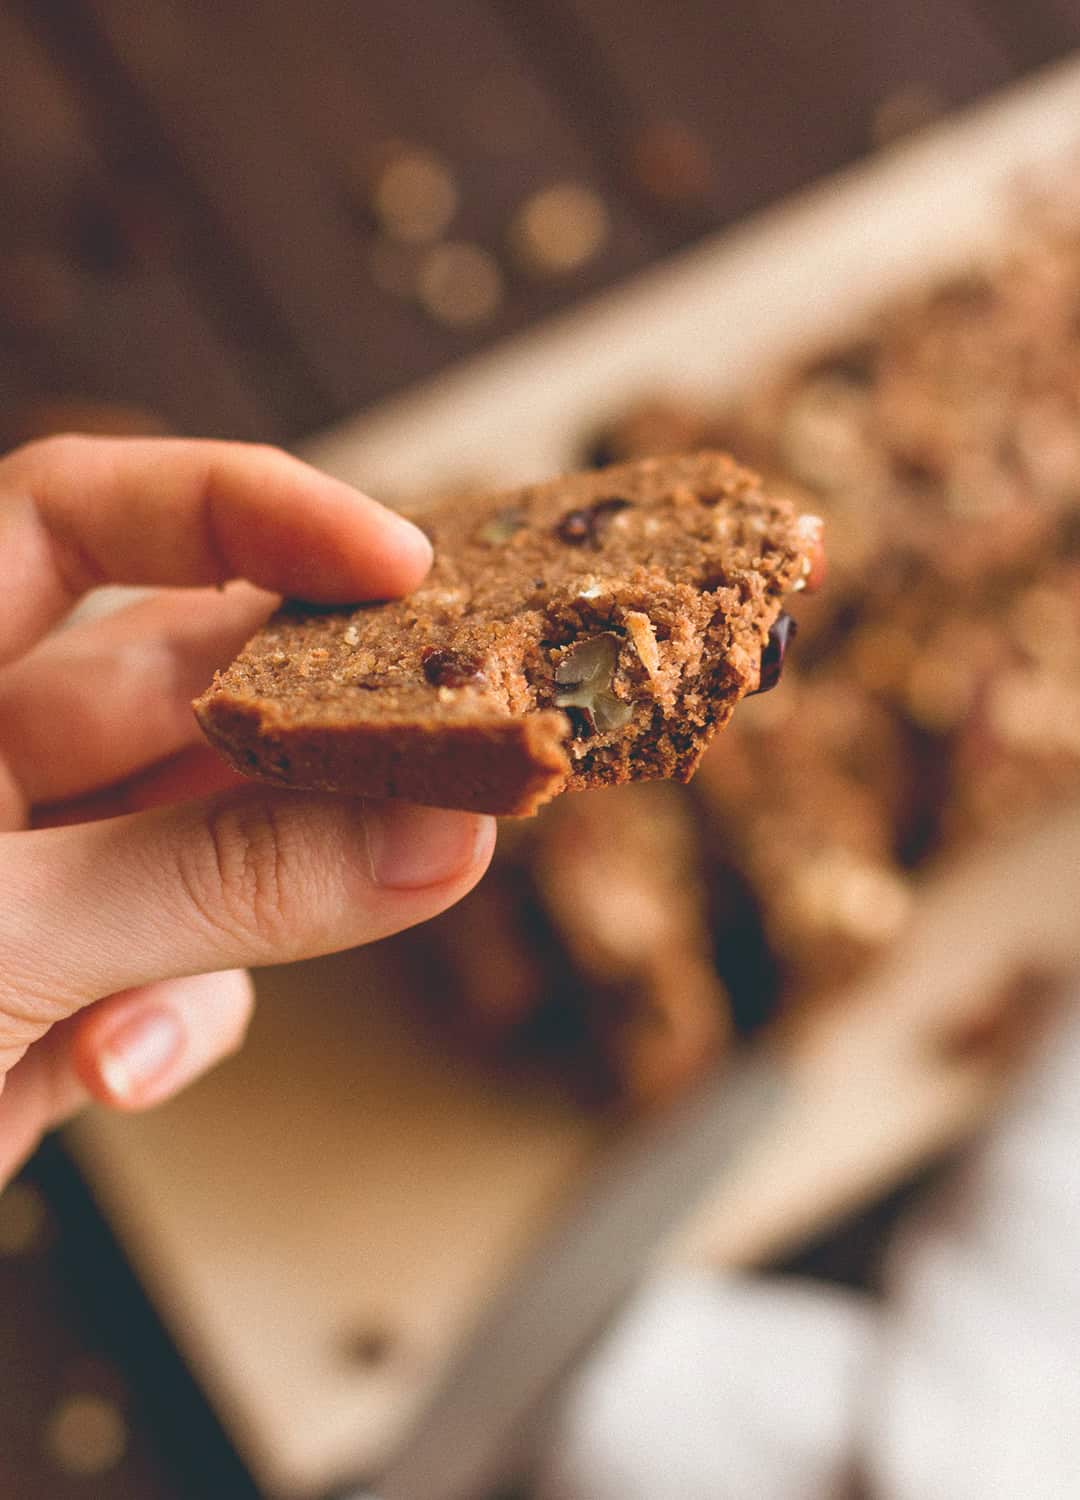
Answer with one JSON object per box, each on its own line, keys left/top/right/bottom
{"left": 0, "top": 435, "right": 496, "bottom": 1186}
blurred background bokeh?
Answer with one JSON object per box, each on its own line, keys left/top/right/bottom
{"left": 5, "top": 4, "right": 1080, "bottom": 1498}
{"left": 2, "top": 0, "right": 1079, "bottom": 453}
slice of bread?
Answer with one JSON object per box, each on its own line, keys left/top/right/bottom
{"left": 195, "top": 453, "right": 816, "bottom": 815}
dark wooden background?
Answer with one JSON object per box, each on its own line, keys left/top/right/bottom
{"left": 2, "top": 4, "right": 1080, "bottom": 1496}
{"left": 3, "top": 0, "right": 1079, "bottom": 451}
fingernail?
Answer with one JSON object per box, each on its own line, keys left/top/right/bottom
{"left": 387, "top": 510, "right": 434, "bottom": 571}
{"left": 97, "top": 1007, "right": 184, "bottom": 1103}
{"left": 364, "top": 804, "right": 493, "bottom": 889}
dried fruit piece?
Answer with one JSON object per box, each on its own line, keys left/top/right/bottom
{"left": 421, "top": 646, "right": 486, "bottom": 688}
{"left": 588, "top": 495, "right": 633, "bottom": 532}
{"left": 555, "top": 508, "right": 591, "bottom": 545}
{"left": 554, "top": 632, "right": 633, "bottom": 733}
{"left": 752, "top": 613, "right": 797, "bottom": 695}
{"left": 554, "top": 496, "right": 633, "bottom": 547}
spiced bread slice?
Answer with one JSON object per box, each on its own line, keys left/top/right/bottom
{"left": 195, "top": 453, "right": 818, "bottom": 815}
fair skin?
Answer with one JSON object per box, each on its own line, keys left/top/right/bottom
{"left": 0, "top": 435, "right": 496, "bottom": 1188}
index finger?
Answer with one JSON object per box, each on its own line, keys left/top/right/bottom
{"left": 0, "top": 435, "right": 433, "bottom": 663}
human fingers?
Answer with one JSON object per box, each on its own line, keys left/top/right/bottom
{"left": 70, "top": 969, "right": 256, "bottom": 1112}
{"left": 0, "top": 757, "right": 24, "bottom": 834}
{"left": 0, "top": 435, "right": 432, "bottom": 662}
{"left": 33, "top": 744, "right": 247, "bottom": 829}
{"left": 0, "top": 789, "right": 495, "bottom": 1042}
{"left": 0, "top": 969, "right": 254, "bottom": 1188}
{"left": 0, "top": 1019, "right": 88, "bottom": 1186}
{"left": 0, "top": 582, "right": 275, "bottom": 805}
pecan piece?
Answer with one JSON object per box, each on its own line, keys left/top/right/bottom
{"left": 554, "top": 632, "right": 633, "bottom": 734}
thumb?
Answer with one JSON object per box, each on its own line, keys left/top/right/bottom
{"left": 0, "top": 790, "right": 494, "bottom": 1048}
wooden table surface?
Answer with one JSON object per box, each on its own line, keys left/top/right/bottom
{"left": 3, "top": 5, "right": 1080, "bottom": 1496}
{"left": 3, "top": 0, "right": 1079, "bottom": 450}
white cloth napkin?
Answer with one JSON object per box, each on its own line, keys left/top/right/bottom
{"left": 534, "top": 992, "right": 1080, "bottom": 1500}
{"left": 869, "top": 991, "right": 1080, "bottom": 1500}
{"left": 534, "top": 1271, "right": 874, "bottom": 1500}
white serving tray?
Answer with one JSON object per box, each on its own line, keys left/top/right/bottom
{"left": 69, "top": 54, "right": 1080, "bottom": 1500}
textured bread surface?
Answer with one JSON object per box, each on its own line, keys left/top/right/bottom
{"left": 195, "top": 453, "right": 810, "bottom": 814}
